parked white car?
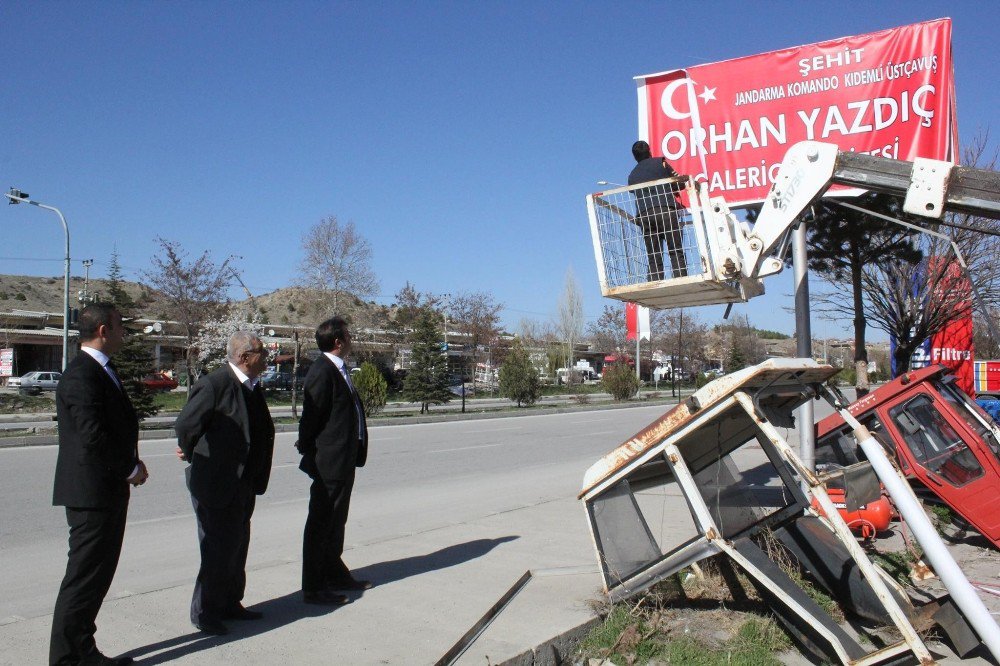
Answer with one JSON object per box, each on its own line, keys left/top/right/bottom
{"left": 19, "top": 371, "right": 61, "bottom": 395}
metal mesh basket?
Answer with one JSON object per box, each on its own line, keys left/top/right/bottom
{"left": 586, "top": 177, "right": 763, "bottom": 309}
{"left": 590, "top": 177, "right": 698, "bottom": 286}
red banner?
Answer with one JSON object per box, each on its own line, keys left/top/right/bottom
{"left": 636, "top": 19, "right": 957, "bottom": 205}
{"left": 929, "top": 258, "right": 973, "bottom": 395}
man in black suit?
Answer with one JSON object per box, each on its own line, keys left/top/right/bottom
{"left": 298, "top": 317, "right": 371, "bottom": 605}
{"left": 50, "top": 303, "right": 148, "bottom": 666}
{"left": 175, "top": 331, "right": 275, "bottom": 635}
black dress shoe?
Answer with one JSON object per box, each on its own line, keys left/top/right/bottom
{"left": 195, "top": 618, "right": 229, "bottom": 635}
{"left": 303, "top": 589, "right": 350, "bottom": 605}
{"left": 224, "top": 605, "right": 264, "bottom": 620}
{"left": 328, "top": 578, "right": 374, "bottom": 591}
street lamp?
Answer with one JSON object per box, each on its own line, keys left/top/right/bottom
{"left": 597, "top": 180, "right": 626, "bottom": 188}
{"left": 5, "top": 188, "right": 71, "bottom": 370}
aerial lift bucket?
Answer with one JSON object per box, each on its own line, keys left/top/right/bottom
{"left": 586, "top": 176, "right": 764, "bottom": 310}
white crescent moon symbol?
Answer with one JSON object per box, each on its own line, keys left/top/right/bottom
{"left": 660, "top": 78, "right": 696, "bottom": 120}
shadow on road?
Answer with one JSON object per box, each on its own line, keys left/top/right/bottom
{"left": 351, "top": 535, "right": 520, "bottom": 586}
{"left": 122, "top": 536, "right": 518, "bottom": 663}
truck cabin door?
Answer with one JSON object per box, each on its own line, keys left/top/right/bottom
{"left": 887, "top": 390, "right": 1000, "bottom": 548}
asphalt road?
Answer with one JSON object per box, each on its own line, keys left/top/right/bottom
{"left": 0, "top": 404, "right": 676, "bottom": 653}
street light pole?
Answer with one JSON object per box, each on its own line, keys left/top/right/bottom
{"left": 5, "top": 188, "right": 71, "bottom": 370}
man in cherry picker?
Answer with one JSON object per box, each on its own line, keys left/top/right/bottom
{"left": 628, "top": 140, "right": 687, "bottom": 280}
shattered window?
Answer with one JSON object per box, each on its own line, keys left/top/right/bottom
{"left": 938, "top": 381, "right": 1000, "bottom": 464}
{"left": 588, "top": 478, "right": 663, "bottom": 585}
{"left": 890, "top": 395, "right": 984, "bottom": 487}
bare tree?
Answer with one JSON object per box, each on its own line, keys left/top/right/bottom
{"left": 449, "top": 290, "right": 503, "bottom": 385}
{"left": 556, "top": 268, "right": 584, "bottom": 369}
{"left": 142, "top": 238, "right": 233, "bottom": 396}
{"left": 298, "top": 216, "right": 379, "bottom": 313}
{"left": 861, "top": 133, "right": 1000, "bottom": 374}
{"left": 587, "top": 304, "right": 628, "bottom": 355}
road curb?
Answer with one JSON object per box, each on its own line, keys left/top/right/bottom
{"left": 496, "top": 616, "right": 602, "bottom": 666}
{"left": 0, "top": 398, "right": 683, "bottom": 449}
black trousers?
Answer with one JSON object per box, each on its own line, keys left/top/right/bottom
{"left": 50, "top": 502, "right": 128, "bottom": 665}
{"left": 189, "top": 485, "right": 255, "bottom": 624}
{"left": 638, "top": 207, "right": 686, "bottom": 281}
{"left": 301, "top": 476, "right": 354, "bottom": 592}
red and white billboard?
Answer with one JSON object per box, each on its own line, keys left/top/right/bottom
{"left": 636, "top": 18, "right": 957, "bottom": 205}
{"left": 930, "top": 258, "right": 973, "bottom": 395}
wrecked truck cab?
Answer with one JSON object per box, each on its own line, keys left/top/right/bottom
{"left": 579, "top": 358, "right": 934, "bottom": 666}
{"left": 816, "top": 364, "right": 1000, "bottom": 550}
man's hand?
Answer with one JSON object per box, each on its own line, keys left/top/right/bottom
{"left": 128, "top": 459, "right": 149, "bottom": 486}
{"left": 176, "top": 446, "right": 188, "bottom": 462}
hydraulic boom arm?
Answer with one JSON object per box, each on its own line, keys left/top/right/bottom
{"left": 735, "top": 140, "right": 1000, "bottom": 280}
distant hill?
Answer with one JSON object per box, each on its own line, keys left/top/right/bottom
{"left": 0, "top": 274, "right": 382, "bottom": 328}
{"left": 0, "top": 273, "right": 153, "bottom": 315}
{"left": 252, "top": 286, "right": 383, "bottom": 327}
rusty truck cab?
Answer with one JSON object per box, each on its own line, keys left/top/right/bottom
{"left": 816, "top": 365, "right": 1000, "bottom": 549}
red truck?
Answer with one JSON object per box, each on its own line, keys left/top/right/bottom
{"left": 816, "top": 365, "right": 1000, "bottom": 550}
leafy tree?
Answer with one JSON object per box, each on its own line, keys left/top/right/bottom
{"left": 299, "top": 216, "right": 379, "bottom": 314}
{"left": 105, "top": 251, "right": 159, "bottom": 420}
{"left": 499, "top": 338, "right": 539, "bottom": 407}
{"left": 726, "top": 332, "right": 749, "bottom": 373}
{"left": 402, "top": 309, "right": 452, "bottom": 414}
{"left": 717, "top": 314, "right": 764, "bottom": 371}
{"left": 141, "top": 238, "right": 233, "bottom": 397}
{"left": 194, "top": 305, "right": 267, "bottom": 370}
{"left": 354, "top": 361, "right": 388, "bottom": 416}
{"left": 602, "top": 363, "right": 639, "bottom": 401}
{"left": 390, "top": 282, "right": 429, "bottom": 328}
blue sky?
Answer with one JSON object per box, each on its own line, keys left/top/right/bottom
{"left": 2, "top": 1, "right": 996, "bottom": 340}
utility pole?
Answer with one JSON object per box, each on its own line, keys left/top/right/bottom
{"left": 79, "top": 259, "right": 94, "bottom": 304}
{"left": 5, "top": 188, "right": 71, "bottom": 370}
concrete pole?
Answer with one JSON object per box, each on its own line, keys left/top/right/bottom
{"left": 792, "top": 223, "right": 815, "bottom": 471}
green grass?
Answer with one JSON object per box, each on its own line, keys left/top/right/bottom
{"left": 872, "top": 549, "right": 922, "bottom": 587}
{"left": 0, "top": 392, "right": 56, "bottom": 413}
{"left": 577, "top": 606, "right": 791, "bottom": 666}
{"left": 930, "top": 504, "right": 953, "bottom": 526}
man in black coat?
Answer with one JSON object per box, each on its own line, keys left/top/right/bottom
{"left": 175, "top": 331, "right": 275, "bottom": 635}
{"left": 50, "top": 303, "right": 148, "bottom": 666}
{"left": 298, "top": 317, "right": 371, "bottom": 605}
{"left": 628, "top": 140, "right": 687, "bottom": 280}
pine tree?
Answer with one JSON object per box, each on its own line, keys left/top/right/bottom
{"left": 105, "top": 251, "right": 159, "bottom": 420}
{"left": 499, "top": 338, "right": 539, "bottom": 407}
{"left": 402, "top": 309, "right": 452, "bottom": 414}
{"left": 354, "top": 362, "right": 388, "bottom": 416}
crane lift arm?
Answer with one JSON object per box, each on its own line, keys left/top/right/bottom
{"left": 731, "top": 140, "right": 1000, "bottom": 281}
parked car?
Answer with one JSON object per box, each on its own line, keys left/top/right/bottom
{"left": 19, "top": 371, "right": 61, "bottom": 395}
{"left": 6, "top": 375, "right": 22, "bottom": 389}
{"left": 142, "top": 372, "right": 179, "bottom": 392}
{"left": 260, "top": 370, "right": 294, "bottom": 391}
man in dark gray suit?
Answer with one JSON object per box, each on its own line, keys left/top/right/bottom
{"left": 298, "top": 316, "right": 371, "bottom": 605}
{"left": 50, "top": 303, "right": 148, "bottom": 666}
{"left": 175, "top": 331, "right": 275, "bottom": 635}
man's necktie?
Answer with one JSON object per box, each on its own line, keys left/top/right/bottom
{"left": 105, "top": 362, "right": 123, "bottom": 391}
